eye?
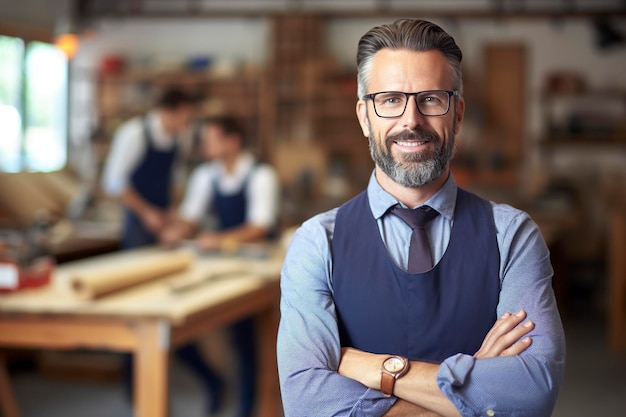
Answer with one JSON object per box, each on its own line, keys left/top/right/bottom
{"left": 385, "top": 96, "right": 402, "bottom": 104}
{"left": 376, "top": 93, "right": 405, "bottom": 107}
{"left": 420, "top": 95, "right": 443, "bottom": 105}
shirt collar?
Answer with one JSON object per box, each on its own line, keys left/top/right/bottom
{"left": 215, "top": 151, "right": 254, "bottom": 176}
{"left": 367, "top": 170, "right": 457, "bottom": 222}
{"left": 147, "top": 110, "right": 171, "bottom": 142}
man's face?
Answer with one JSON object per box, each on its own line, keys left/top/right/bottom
{"left": 168, "top": 105, "right": 195, "bottom": 135}
{"left": 201, "top": 124, "right": 231, "bottom": 160}
{"left": 356, "top": 49, "right": 465, "bottom": 188}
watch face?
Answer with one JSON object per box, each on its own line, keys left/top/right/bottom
{"left": 383, "top": 357, "right": 405, "bottom": 373}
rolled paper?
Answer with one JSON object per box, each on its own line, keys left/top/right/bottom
{"left": 70, "top": 250, "right": 194, "bottom": 300}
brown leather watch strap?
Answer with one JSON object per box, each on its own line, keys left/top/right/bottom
{"left": 380, "top": 372, "right": 396, "bottom": 396}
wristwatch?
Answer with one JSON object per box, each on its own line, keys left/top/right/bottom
{"left": 380, "top": 355, "right": 410, "bottom": 397}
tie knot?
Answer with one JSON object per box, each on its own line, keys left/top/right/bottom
{"left": 391, "top": 205, "right": 439, "bottom": 230}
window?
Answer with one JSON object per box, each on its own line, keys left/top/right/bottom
{"left": 0, "top": 35, "right": 68, "bottom": 172}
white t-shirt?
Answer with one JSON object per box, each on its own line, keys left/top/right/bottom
{"left": 100, "top": 111, "right": 192, "bottom": 197}
{"left": 179, "top": 152, "right": 280, "bottom": 229}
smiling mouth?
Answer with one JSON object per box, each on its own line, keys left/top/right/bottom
{"left": 394, "top": 139, "right": 430, "bottom": 147}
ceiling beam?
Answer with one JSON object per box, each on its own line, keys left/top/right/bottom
{"left": 76, "top": 9, "right": 626, "bottom": 20}
{"left": 74, "top": 0, "right": 626, "bottom": 21}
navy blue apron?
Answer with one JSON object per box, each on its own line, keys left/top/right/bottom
{"left": 121, "top": 117, "right": 178, "bottom": 249}
{"left": 212, "top": 164, "right": 258, "bottom": 417}
{"left": 332, "top": 188, "right": 500, "bottom": 362}
{"left": 213, "top": 169, "right": 250, "bottom": 230}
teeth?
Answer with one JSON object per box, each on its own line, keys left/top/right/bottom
{"left": 395, "top": 140, "right": 426, "bottom": 147}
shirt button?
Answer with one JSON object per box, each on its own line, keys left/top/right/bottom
{"left": 486, "top": 410, "right": 495, "bottom": 416}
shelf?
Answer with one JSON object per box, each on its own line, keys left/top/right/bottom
{"left": 541, "top": 89, "right": 626, "bottom": 146}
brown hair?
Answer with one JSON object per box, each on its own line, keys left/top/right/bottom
{"left": 356, "top": 19, "right": 463, "bottom": 98}
{"left": 203, "top": 116, "right": 247, "bottom": 147}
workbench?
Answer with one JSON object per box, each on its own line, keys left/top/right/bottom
{"left": 0, "top": 245, "right": 284, "bottom": 417}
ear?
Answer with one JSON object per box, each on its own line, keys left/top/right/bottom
{"left": 356, "top": 99, "right": 370, "bottom": 138}
{"left": 453, "top": 97, "right": 465, "bottom": 135}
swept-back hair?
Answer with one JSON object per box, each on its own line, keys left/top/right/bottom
{"left": 356, "top": 19, "right": 463, "bottom": 98}
{"left": 203, "top": 115, "right": 247, "bottom": 147}
{"left": 157, "top": 87, "right": 196, "bottom": 109}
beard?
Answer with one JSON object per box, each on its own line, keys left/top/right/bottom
{"left": 368, "top": 123, "right": 456, "bottom": 188}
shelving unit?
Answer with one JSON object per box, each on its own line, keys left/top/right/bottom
{"left": 541, "top": 90, "right": 626, "bottom": 145}
{"left": 97, "top": 69, "right": 264, "bottom": 136}
{"left": 267, "top": 14, "right": 369, "bottom": 202}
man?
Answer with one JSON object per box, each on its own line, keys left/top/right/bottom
{"left": 277, "top": 19, "right": 565, "bottom": 417}
{"left": 101, "top": 87, "right": 196, "bottom": 249}
{"left": 100, "top": 87, "right": 203, "bottom": 409}
{"left": 161, "top": 116, "right": 280, "bottom": 417}
{"left": 160, "top": 116, "right": 280, "bottom": 250}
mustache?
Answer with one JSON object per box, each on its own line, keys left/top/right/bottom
{"left": 386, "top": 129, "right": 441, "bottom": 144}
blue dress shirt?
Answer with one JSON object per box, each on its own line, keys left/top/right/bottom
{"left": 277, "top": 172, "right": 566, "bottom": 417}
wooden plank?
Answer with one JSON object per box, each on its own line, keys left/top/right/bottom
{"left": 0, "top": 246, "right": 282, "bottom": 321}
{"left": 0, "top": 317, "right": 137, "bottom": 351}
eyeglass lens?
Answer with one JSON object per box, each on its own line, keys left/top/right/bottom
{"left": 373, "top": 91, "right": 451, "bottom": 117}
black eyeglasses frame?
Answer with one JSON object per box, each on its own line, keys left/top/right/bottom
{"left": 361, "top": 90, "right": 460, "bottom": 118}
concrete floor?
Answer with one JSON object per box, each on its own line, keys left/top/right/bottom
{"left": 6, "top": 312, "right": 626, "bottom": 417}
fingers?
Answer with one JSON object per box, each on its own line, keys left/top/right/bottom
{"left": 474, "top": 310, "right": 535, "bottom": 359}
{"left": 501, "top": 336, "right": 533, "bottom": 356}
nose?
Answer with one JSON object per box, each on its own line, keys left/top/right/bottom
{"left": 401, "top": 95, "right": 425, "bottom": 129}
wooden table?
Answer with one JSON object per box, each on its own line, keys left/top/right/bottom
{"left": 0, "top": 246, "right": 284, "bottom": 417}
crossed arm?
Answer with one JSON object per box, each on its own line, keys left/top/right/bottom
{"left": 277, "top": 210, "right": 565, "bottom": 417}
{"left": 338, "top": 311, "right": 535, "bottom": 417}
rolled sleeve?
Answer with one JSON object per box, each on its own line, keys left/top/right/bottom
{"left": 247, "top": 164, "right": 280, "bottom": 228}
{"left": 100, "top": 118, "right": 144, "bottom": 197}
{"left": 178, "top": 164, "right": 214, "bottom": 223}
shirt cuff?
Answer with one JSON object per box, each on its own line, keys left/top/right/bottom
{"left": 352, "top": 389, "right": 397, "bottom": 417}
{"left": 437, "top": 353, "right": 476, "bottom": 417}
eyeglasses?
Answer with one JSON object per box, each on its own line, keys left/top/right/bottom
{"left": 361, "top": 90, "right": 460, "bottom": 118}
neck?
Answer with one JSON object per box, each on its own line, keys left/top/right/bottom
{"left": 375, "top": 166, "right": 449, "bottom": 208}
{"left": 159, "top": 110, "right": 181, "bottom": 137}
{"left": 223, "top": 152, "right": 240, "bottom": 173}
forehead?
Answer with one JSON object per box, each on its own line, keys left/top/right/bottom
{"left": 204, "top": 124, "right": 224, "bottom": 137}
{"left": 367, "top": 48, "right": 453, "bottom": 92}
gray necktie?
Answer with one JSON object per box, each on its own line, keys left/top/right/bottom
{"left": 390, "top": 205, "right": 440, "bottom": 273}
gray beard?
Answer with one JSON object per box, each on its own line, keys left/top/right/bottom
{"left": 368, "top": 127, "right": 455, "bottom": 188}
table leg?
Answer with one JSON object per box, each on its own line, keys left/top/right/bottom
{"left": 609, "top": 209, "right": 625, "bottom": 352}
{"left": 134, "top": 320, "right": 170, "bottom": 417}
{"left": 0, "top": 356, "right": 20, "bottom": 417}
{"left": 255, "top": 305, "right": 281, "bottom": 417}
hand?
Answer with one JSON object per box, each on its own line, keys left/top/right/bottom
{"left": 159, "top": 226, "right": 183, "bottom": 247}
{"left": 141, "top": 207, "right": 167, "bottom": 234}
{"left": 195, "top": 232, "right": 221, "bottom": 251}
{"left": 474, "top": 310, "right": 534, "bottom": 359}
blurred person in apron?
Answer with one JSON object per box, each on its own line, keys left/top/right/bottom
{"left": 161, "top": 116, "right": 280, "bottom": 417}
{"left": 101, "top": 87, "right": 196, "bottom": 249}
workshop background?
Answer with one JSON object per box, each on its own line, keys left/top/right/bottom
{"left": 1, "top": 1, "right": 625, "bottom": 416}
